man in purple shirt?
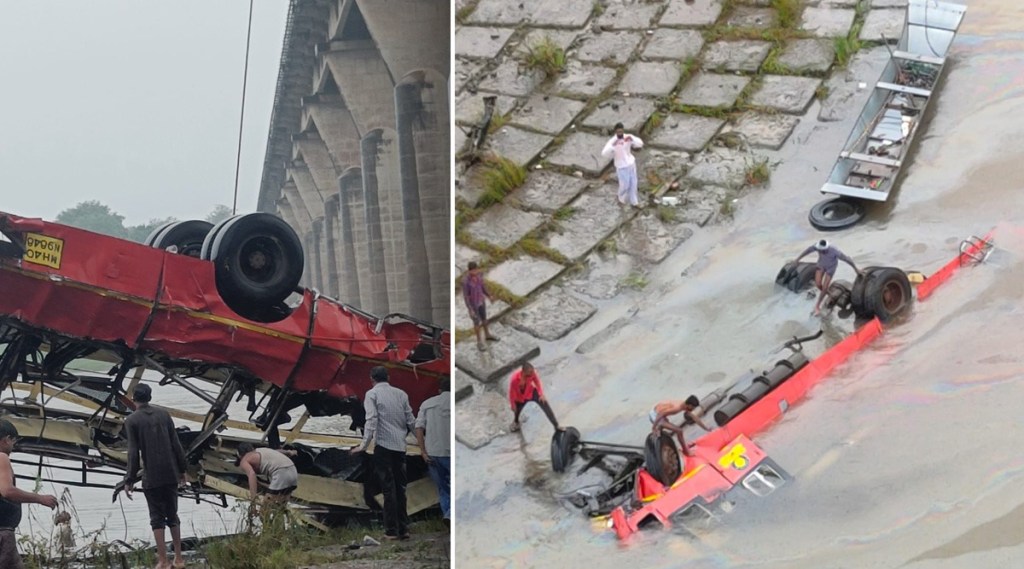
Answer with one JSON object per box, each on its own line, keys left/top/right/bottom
{"left": 462, "top": 262, "right": 499, "bottom": 351}
{"left": 793, "top": 239, "right": 863, "bottom": 315}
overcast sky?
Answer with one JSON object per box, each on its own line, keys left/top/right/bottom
{"left": 0, "top": 1, "right": 289, "bottom": 225}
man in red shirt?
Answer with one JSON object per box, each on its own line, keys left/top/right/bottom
{"left": 508, "top": 363, "right": 560, "bottom": 433}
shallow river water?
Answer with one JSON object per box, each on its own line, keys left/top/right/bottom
{"left": 455, "top": 1, "right": 1024, "bottom": 567}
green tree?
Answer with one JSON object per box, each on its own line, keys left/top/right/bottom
{"left": 125, "top": 217, "right": 177, "bottom": 243}
{"left": 205, "top": 204, "right": 233, "bottom": 225}
{"left": 56, "top": 200, "right": 128, "bottom": 238}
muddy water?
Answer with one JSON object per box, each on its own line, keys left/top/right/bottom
{"left": 455, "top": 1, "right": 1024, "bottom": 567}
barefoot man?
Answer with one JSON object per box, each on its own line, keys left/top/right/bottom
{"left": 793, "top": 239, "right": 863, "bottom": 315}
{"left": 649, "top": 395, "right": 712, "bottom": 457}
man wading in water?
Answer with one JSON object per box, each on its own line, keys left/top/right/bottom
{"left": 793, "top": 239, "right": 864, "bottom": 316}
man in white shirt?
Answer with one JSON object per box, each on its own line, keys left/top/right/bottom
{"left": 601, "top": 122, "right": 644, "bottom": 207}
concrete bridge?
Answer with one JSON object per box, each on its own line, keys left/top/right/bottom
{"left": 257, "top": 0, "right": 450, "bottom": 327}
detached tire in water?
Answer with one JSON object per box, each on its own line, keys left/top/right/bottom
{"left": 551, "top": 427, "right": 581, "bottom": 473}
{"left": 644, "top": 432, "right": 683, "bottom": 487}
{"left": 204, "top": 213, "right": 304, "bottom": 317}
{"left": 775, "top": 261, "right": 817, "bottom": 292}
{"left": 146, "top": 220, "right": 214, "bottom": 258}
{"left": 808, "top": 197, "right": 866, "bottom": 231}
{"left": 851, "top": 267, "right": 912, "bottom": 321}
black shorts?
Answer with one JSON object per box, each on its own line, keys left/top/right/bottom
{"left": 266, "top": 485, "right": 297, "bottom": 496}
{"left": 143, "top": 484, "right": 180, "bottom": 529}
{"left": 514, "top": 392, "right": 541, "bottom": 414}
{"left": 470, "top": 304, "right": 487, "bottom": 325}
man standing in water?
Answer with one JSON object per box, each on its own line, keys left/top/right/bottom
{"left": 0, "top": 419, "right": 58, "bottom": 569}
{"left": 123, "top": 384, "right": 187, "bottom": 569}
{"left": 601, "top": 122, "right": 644, "bottom": 208}
{"left": 793, "top": 239, "right": 863, "bottom": 315}
{"left": 508, "top": 363, "right": 561, "bottom": 434}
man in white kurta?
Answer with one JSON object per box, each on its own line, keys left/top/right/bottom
{"left": 601, "top": 121, "right": 644, "bottom": 207}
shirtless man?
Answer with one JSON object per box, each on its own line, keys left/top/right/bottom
{"left": 649, "top": 395, "right": 711, "bottom": 456}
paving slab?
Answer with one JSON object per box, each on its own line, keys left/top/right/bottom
{"left": 505, "top": 287, "right": 598, "bottom": 341}
{"left": 870, "top": 0, "right": 908, "bottom": 7}
{"left": 596, "top": 2, "right": 664, "bottom": 30}
{"left": 456, "top": 165, "right": 487, "bottom": 206}
{"left": 464, "top": 204, "right": 546, "bottom": 250}
{"left": 660, "top": 0, "right": 722, "bottom": 27}
{"left": 454, "top": 323, "right": 541, "bottom": 383}
{"left": 724, "top": 111, "right": 800, "bottom": 150}
{"left": 576, "top": 31, "right": 644, "bottom": 65}
{"left": 800, "top": 7, "right": 855, "bottom": 37}
{"left": 487, "top": 256, "right": 564, "bottom": 298}
{"left": 519, "top": 30, "right": 581, "bottom": 56}
{"left": 455, "top": 27, "right": 515, "bottom": 60}
{"left": 454, "top": 390, "right": 508, "bottom": 449}
{"left": 467, "top": 0, "right": 593, "bottom": 27}
{"left": 747, "top": 75, "right": 821, "bottom": 114}
{"left": 454, "top": 369, "right": 479, "bottom": 402}
{"left": 583, "top": 97, "right": 657, "bottom": 134}
{"left": 455, "top": 58, "right": 487, "bottom": 94}
{"left": 551, "top": 61, "right": 619, "bottom": 98}
{"left": 454, "top": 92, "right": 518, "bottom": 126}
{"left": 568, "top": 252, "right": 638, "bottom": 300}
{"left": 642, "top": 28, "right": 705, "bottom": 61}
{"left": 454, "top": 299, "right": 511, "bottom": 332}
{"left": 576, "top": 315, "right": 634, "bottom": 354}
{"left": 649, "top": 113, "right": 725, "bottom": 153}
{"left": 776, "top": 38, "right": 835, "bottom": 74}
{"left": 676, "top": 73, "right": 751, "bottom": 108}
{"left": 507, "top": 171, "right": 590, "bottom": 213}
{"left": 543, "top": 190, "right": 630, "bottom": 261}
{"left": 818, "top": 46, "right": 889, "bottom": 122}
{"left": 615, "top": 213, "right": 695, "bottom": 264}
{"left": 618, "top": 61, "right": 682, "bottom": 97}
{"left": 860, "top": 9, "right": 904, "bottom": 42}
{"left": 818, "top": 0, "right": 860, "bottom": 7}
{"left": 727, "top": 6, "right": 776, "bottom": 28}
{"left": 686, "top": 147, "right": 756, "bottom": 188}
{"left": 477, "top": 60, "right": 546, "bottom": 97}
{"left": 546, "top": 132, "right": 612, "bottom": 176}
{"left": 702, "top": 40, "right": 772, "bottom": 73}
{"left": 454, "top": 125, "right": 469, "bottom": 157}
{"left": 509, "top": 95, "right": 587, "bottom": 135}
{"left": 455, "top": 243, "right": 487, "bottom": 273}
{"left": 488, "top": 126, "right": 554, "bottom": 166}
{"left": 638, "top": 147, "right": 690, "bottom": 184}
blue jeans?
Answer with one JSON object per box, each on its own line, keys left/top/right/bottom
{"left": 428, "top": 456, "right": 451, "bottom": 520}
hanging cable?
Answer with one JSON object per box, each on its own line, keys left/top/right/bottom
{"left": 232, "top": 0, "right": 256, "bottom": 215}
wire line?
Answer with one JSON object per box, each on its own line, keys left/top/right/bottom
{"left": 232, "top": 0, "right": 255, "bottom": 215}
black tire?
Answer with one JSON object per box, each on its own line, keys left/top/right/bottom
{"left": 862, "top": 267, "right": 912, "bottom": 321}
{"left": 850, "top": 266, "right": 882, "bottom": 318}
{"left": 791, "top": 263, "right": 818, "bottom": 292}
{"left": 144, "top": 221, "right": 178, "bottom": 247}
{"left": 644, "top": 432, "right": 683, "bottom": 487}
{"left": 550, "top": 427, "right": 580, "bottom": 473}
{"left": 775, "top": 262, "right": 799, "bottom": 287}
{"left": 775, "top": 262, "right": 816, "bottom": 292}
{"left": 200, "top": 214, "right": 243, "bottom": 260}
{"left": 148, "top": 220, "right": 214, "bottom": 258}
{"left": 206, "top": 213, "right": 304, "bottom": 309}
{"left": 809, "top": 197, "right": 866, "bottom": 231}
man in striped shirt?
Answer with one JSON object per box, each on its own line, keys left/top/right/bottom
{"left": 462, "top": 262, "right": 499, "bottom": 351}
{"left": 351, "top": 366, "right": 415, "bottom": 540}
